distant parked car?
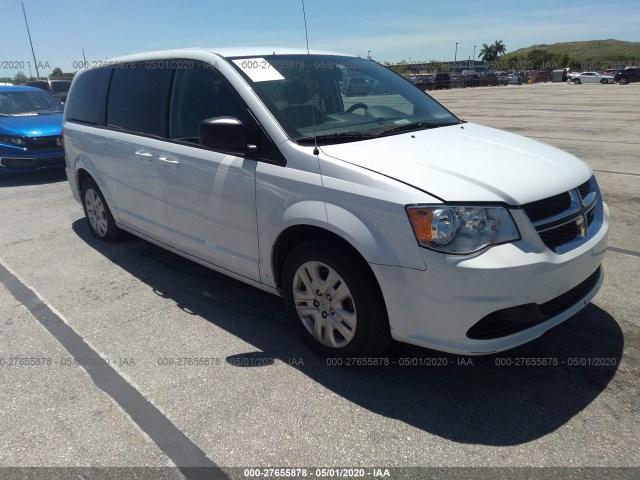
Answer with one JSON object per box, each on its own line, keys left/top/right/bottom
{"left": 449, "top": 74, "right": 466, "bottom": 88}
{"left": 463, "top": 74, "right": 481, "bottom": 87}
{"left": 0, "top": 86, "right": 65, "bottom": 174}
{"left": 432, "top": 73, "right": 450, "bottom": 90}
{"left": 496, "top": 73, "right": 510, "bottom": 86}
{"left": 369, "top": 79, "right": 393, "bottom": 95}
{"left": 507, "top": 74, "right": 523, "bottom": 85}
{"left": 481, "top": 73, "right": 499, "bottom": 87}
{"left": 417, "top": 73, "right": 450, "bottom": 91}
{"left": 342, "top": 77, "right": 369, "bottom": 96}
{"left": 26, "top": 79, "right": 72, "bottom": 102}
{"left": 569, "top": 72, "right": 614, "bottom": 84}
{"left": 603, "top": 68, "right": 625, "bottom": 76}
{"left": 614, "top": 68, "right": 640, "bottom": 85}
{"left": 529, "top": 71, "right": 552, "bottom": 83}
{"left": 415, "top": 75, "right": 432, "bottom": 91}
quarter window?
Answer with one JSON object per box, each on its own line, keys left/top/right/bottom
{"left": 66, "top": 68, "right": 110, "bottom": 125}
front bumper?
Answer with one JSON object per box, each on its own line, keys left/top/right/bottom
{"left": 0, "top": 146, "right": 65, "bottom": 174}
{"left": 371, "top": 204, "right": 609, "bottom": 355}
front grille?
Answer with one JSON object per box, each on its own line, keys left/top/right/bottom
{"left": 522, "top": 192, "right": 572, "bottom": 223}
{"left": 522, "top": 176, "right": 601, "bottom": 253}
{"left": 26, "top": 136, "right": 63, "bottom": 152}
{"left": 577, "top": 180, "right": 591, "bottom": 198}
{"left": 539, "top": 221, "right": 580, "bottom": 251}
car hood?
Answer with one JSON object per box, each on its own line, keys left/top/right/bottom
{"left": 0, "top": 114, "right": 63, "bottom": 137}
{"left": 319, "top": 122, "right": 592, "bottom": 205}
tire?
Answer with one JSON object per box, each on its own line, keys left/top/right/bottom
{"left": 619, "top": 78, "right": 628, "bottom": 85}
{"left": 574, "top": 78, "right": 581, "bottom": 84}
{"left": 282, "top": 242, "right": 390, "bottom": 358}
{"left": 81, "top": 178, "right": 125, "bottom": 242}
{"left": 601, "top": 79, "right": 608, "bottom": 84}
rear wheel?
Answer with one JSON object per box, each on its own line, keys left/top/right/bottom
{"left": 620, "top": 78, "right": 628, "bottom": 85}
{"left": 601, "top": 78, "right": 608, "bottom": 84}
{"left": 81, "top": 179, "right": 125, "bottom": 242}
{"left": 282, "top": 242, "right": 390, "bottom": 358}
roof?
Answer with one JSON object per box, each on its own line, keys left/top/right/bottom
{"left": 107, "top": 46, "right": 353, "bottom": 64}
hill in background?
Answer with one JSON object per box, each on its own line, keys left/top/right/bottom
{"left": 499, "top": 39, "right": 640, "bottom": 70}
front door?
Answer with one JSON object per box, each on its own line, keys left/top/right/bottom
{"left": 158, "top": 62, "right": 260, "bottom": 281}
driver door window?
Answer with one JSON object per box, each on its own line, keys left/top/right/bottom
{"left": 169, "top": 63, "right": 248, "bottom": 142}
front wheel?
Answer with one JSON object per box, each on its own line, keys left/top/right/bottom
{"left": 574, "top": 78, "right": 581, "bottom": 84}
{"left": 282, "top": 243, "right": 390, "bottom": 357}
{"left": 81, "top": 179, "right": 125, "bottom": 242}
{"left": 601, "top": 78, "right": 608, "bottom": 84}
{"left": 619, "top": 78, "right": 628, "bottom": 85}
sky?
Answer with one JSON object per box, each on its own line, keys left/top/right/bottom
{"left": 1, "top": 0, "right": 639, "bottom": 78}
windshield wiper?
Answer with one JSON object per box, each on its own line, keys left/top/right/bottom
{"left": 297, "top": 131, "right": 378, "bottom": 145}
{"left": 377, "top": 121, "right": 460, "bottom": 136}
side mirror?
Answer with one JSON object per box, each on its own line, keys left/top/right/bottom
{"left": 198, "top": 117, "right": 248, "bottom": 155}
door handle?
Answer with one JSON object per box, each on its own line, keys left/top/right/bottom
{"left": 135, "top": 151, "right": 153, "bottom": 162}
{"left": 158, "top": 157, "right": 180, "bottom": 167}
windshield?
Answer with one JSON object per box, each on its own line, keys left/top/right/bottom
{"left": 228, "top": 54, "right": 460, "bottom": 145}
{"left": 0, "top": 90, "right": 64, "bottom": 116}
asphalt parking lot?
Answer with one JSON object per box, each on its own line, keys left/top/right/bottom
{"left": 1, "top": 83, "right": 639, "bottom": 479}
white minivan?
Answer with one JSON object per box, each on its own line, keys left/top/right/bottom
{"left": 64, "top": 48, "right": 608, "bottom": 357}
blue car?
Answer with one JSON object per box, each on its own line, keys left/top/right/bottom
{"left": 0, "top": 85, "right": 65, "bottom": 175}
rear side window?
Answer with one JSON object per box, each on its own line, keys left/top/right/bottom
{"left": 51, "top": 81, "right": 71, "bottom": 93}
{"left": 107, "top": 64, "right": 171, "bottom": 137}
{"left": 27, "top": 81, "right": 49, "bottom": 91}
{"left": 66, "top": 68, "right": 110, "bottom": 125}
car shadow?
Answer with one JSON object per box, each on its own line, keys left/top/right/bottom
{"left": 72, "top": 219, "right": 623, "bottom": 446}
{"left": 0, "top": 169, "right": 67, "bottom": 187}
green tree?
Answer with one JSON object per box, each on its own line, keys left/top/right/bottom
{"left": 50, "top": 67, "right": 64, "bottom": 79}
{"left": 13, "top": 71, "right": 28, "bottom": 84}
{"left": 567, "top": 57, "right": 581, "bottom": 70}
{"left": 478, "top": 43, "right": 496, "bottom": 62}
{"left": 559, "top": 53, "right": 570, "bottom": 68}
{"left": 527, "top": 49, "right": 553, "bottom": 69}
{"left": 493, "top": 40, "right": 506, "bottom": 59}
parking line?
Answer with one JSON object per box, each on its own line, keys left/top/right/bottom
{"left": 594, "top": 169, "right": 640, "bottom": 177}
{"left": 0, "top": 260, "right": 228, "bottom": 480}
{"left": 608, "top": 246, "right": 640, "bottom": 258}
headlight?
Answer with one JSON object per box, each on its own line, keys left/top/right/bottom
{"left": 407, "top": 205, "right": 520, "bottom": 254}
{"left": 0, "top": 135, "right": 27, "bottom": 148}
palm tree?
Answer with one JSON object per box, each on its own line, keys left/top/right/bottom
{"left": 478, "top": 44, "right": 496, "bottom": 62}
{"left": 493, "top": 40, "right": 506, "bottom": 59}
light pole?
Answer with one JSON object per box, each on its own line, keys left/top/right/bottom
{"left": 454, "top": 42, "right": 458, "bottom": 65}
{"left": 367, "top": 50, "right": 371, "bottom": 59}
{"left": 21, "top": 1, "right": 40, "bottom": 79}
{"left": 27, "top": 61, "right": 32, "bottom": 79}
{"left": 473, "top": 45, "right": 476, "bottom": 69}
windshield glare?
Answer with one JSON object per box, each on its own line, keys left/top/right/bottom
{"left": 228, "top": 54, "right": 459, "bottom": 144}
{"left": 0, "top": 90, "right": 64, "bottom": 116}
